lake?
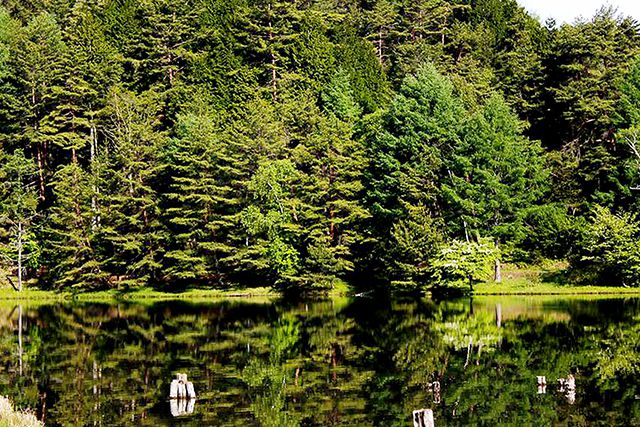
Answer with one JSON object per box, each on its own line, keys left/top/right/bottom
{"left": 0, "top": 296, "right": 639, "bottom": 426}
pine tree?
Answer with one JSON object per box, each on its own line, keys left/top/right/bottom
{"left": 0, "top": 149, "right": 39, "bottom": 291}
{"left": 45, "top": 162, "right": 105, "bottom": 288}
{"left": 162, "top": 111, "right": 238, "bottom": 284}
{"left": 14, "top": 12, "right": 68, "bottom": 199}
{"left": 295, "top": 71, "right": 369, "bottom": 287}
{"left": 0, "top": 8, "right": 21, "bottom": 141}
{"left": 100, "top": 88, "right": 165, "bottom": 287}
{"left": 54, "top": 1, "right": 122, "bottom": 162}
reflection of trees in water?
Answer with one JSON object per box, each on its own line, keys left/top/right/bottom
{"left": 0, "top": 298, "right": 638, "bottom": 426}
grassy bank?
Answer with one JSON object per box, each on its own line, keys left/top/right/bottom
{"left": 0, "top": 286, "right": 278, "bottom": 302}
{"left": 0, "top": 280, "right": 353, "bottom": 302}
{"left": 474, "top": 263, "right": 640, "bottom": 295}
{"left": 474, "top": 282, "right": 640, "bottom": 295}
{"left": 2, "top": 265, "right": 640, "bottom": 300}
{"left": 0, "top": 397, "right": 42, "bottom": 427}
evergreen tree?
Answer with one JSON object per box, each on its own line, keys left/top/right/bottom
{"left": 442, "top": 94, "right": 548, "bottom": 246}
{"left": 297, "top": 83, "right": 369, "bottom": 287}
{"left": 365, "top": 64, "right": 463, "bottom": 283}
{"left": 100, "top": 88, "right": 165, "bottom": 287}
{"left": 162, "top": 112, "right": 238, "bottom": 284}
{"left": 45, "top": 163, "right": 105, "bottom": 288}
{"left": 14, "top": 12, "right": 67, "bottom": 199}
{"left": 0, "top": 149, "right": 39, "bottom": 290}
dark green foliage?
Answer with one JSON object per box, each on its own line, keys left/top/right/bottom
{"left": 99, "top": 88, "right": 165, "bottom": 287}
{"left": 1, "top": 1, "right": 640, "bottom": 292}
{"left": 44, "top": 163, "right": 106, "bottom": 288}
{"left": 162, "top": 112, "right": 237, "bottom": 283}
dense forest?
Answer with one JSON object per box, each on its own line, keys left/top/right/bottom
{"left": 2, "top": 0, "right": 640, "bottom": 292}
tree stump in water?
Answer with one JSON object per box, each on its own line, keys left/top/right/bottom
{"left": 537, "top": 376, "right": 547, "bottom": 394}
{"left": 169, "top": 373, "right": 196, "bottom": 399}
{"left": 413, "top": 409, "right": 434, "bottom": 427}
{"left": 169, "top": 373, "right": 196, "bottom": 416}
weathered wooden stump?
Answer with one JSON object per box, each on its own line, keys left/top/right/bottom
{"left": 169, "top": 373, "right": 196, "bottom": 399}
{"left": 413, "top": 409, "right": 434, "bottom": 427}
{"left": 169, "top": 373, "right": 196, "bottom": 417}
{"left": 428, "top": 381, "right": 441, "bottom": 404}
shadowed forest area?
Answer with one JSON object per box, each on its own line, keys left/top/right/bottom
{"left": 2, "top": 0, "right": 640, "bottom": 293}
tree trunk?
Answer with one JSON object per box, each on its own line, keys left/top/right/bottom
{"left": 494, "top": 258, "right": 502, "bottom": 283}
{"left": 17, "top": 222, "right": 23, "bottom": 292}
{"left": 90, "top": 125, "right": 100, "bottom": 229}
{"left": 36, "top": 144, "right": 45, "bottom": 200}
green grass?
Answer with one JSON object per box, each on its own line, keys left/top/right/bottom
{"left": 474, "top": 281, "right": 640, "bottom": 295}
{"left": 0, "top": 282, "right": 354, "bottom": 302}
{"left": 474, "top": 262, "right": 640, "bottom": 295}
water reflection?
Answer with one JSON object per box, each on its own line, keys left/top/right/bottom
{"left": 0, "top": 296, "right": 638, "bottom": 426}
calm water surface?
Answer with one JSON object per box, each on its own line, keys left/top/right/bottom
{"left": 0, "top": 296, "right": 639, "bottom": 426}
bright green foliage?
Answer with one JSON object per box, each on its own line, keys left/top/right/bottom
{"left": 367, "top": 63, "right": 463, "bottom": 223}
{"left": 13, "top": 12, "right": 68, "bottom": 198}
{"left": 242, "top": 159, "right": 301, "bottom": 285}
{"left": 443, "top": 93, "right": 548, "bottom": 243}
{"left": 390, "top": 204, "right": 443, "bottom": 290}
{"left": 0, "top": 9, "right": 21, "bottom": 139}
{"left": 618, "top": 56, "right": 640, "bottom": 127}
{"left": 544, "top": 9, "right": 640, "bottom": 147}
{"left": 430, "top": 236, "right": 499, "bottom": 290}
{"left": 321, "top": 69, "right": 362, "bottom": 122}
{"left": 576, "top": 205, "right": 640, "bottom": 286}
{"left": 516, "top": 204, "right": 585, "bottom": 261}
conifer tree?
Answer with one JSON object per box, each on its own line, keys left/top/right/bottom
{"left": 0, "top": 149, "right": 39, "bottom": 291}
{"left": 45, "top": 162, "right": 105, "bottom": 288}
{"left": 0, "top": 8, "right": 21, "bottom": 142}
{"left": 100, "top": 88, "right": 165, "bottom": 287}
{"left": 296, "top": 71, "right": 369, "bottom": 287}
{"left": 14, "top": 12, "right": 67, "bottom": 199}
{"left": 162, "top": 112, "right": 238, "bottom": 284}
{"left": 442, "top": 94, "right": 548, "bottom": 244}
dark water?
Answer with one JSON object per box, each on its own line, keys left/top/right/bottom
{"left": 0, "top": 296, "right": 639, "bottom": 426}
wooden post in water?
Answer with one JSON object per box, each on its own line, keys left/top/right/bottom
{"left": 169, "top": 373, "right": 196, "bottom": 399}
{"left": 169, "top": 373, "right": 196, "bottom": 416}
{"left": 413, "top": 409, "right": 434, "bottom": 427}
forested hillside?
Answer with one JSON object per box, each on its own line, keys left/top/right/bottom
{"left": 1, "top": 0, "right": 640, "bottom": 292}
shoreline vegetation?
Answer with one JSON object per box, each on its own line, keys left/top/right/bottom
{"left": 2, "top": 265, "right": 640, "bottom": 301}
{"left": 0, "top": 397, "right": 43, "bottom": 427}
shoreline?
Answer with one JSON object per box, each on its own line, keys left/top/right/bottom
{"left": 2, "top": 286, "right": 640, "bottom": 302}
